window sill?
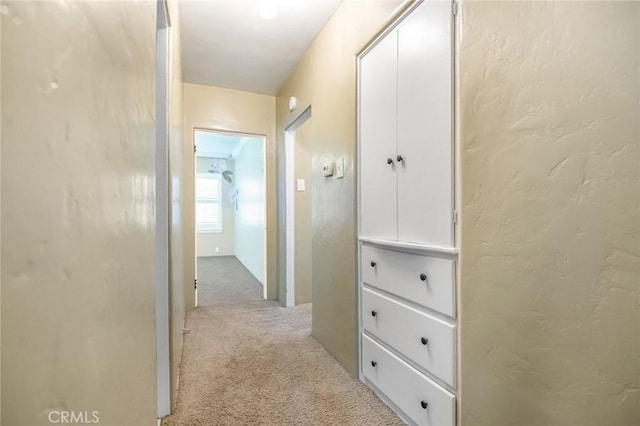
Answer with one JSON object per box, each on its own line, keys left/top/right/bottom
{"left": 197, "top": 229, "right": 223, "bottom": 234}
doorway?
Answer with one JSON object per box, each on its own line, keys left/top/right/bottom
{"left": 194, "top": 129, "right": 268, "bottom": 306}
{"left": 284, "top": 107, "right": 312, "bottom": 308}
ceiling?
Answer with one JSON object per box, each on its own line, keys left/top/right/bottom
{"left": 195, "top": 130, "right": 262, "bottom": 159}
{"left": 179, "top": 0, "right": 342, "bottom": 95}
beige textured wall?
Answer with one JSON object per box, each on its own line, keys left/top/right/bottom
{"left": 1, "top": 1, "right": 157, "bottom": 425}
{"left": 183, "top": 83, "right": 276, "bottom": 307}
{"left": 196, "top": 157, "right": 235, "bottom": 257}
{"left": 167, "top": 0, "right": 185, "bottom": 411}
{"left": 276, "top": 0, "right": 403, "bottom": 374}
{"left": 459, "top": 2, "right": 640, "bottom": 425}
{"left": 294, "top": 118, "right": 312, "bottom": 304}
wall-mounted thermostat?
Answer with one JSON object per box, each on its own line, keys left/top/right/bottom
{"left": 322, "top": 162, "right": 335, "bottom": 177}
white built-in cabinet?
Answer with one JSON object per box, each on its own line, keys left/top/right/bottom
{"left": 358, "top": 1, "right": 457, "bottom": 425}
{"left": 360, "top": 0, "right": 453, "bottom": 248}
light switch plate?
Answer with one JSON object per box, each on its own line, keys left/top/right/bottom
{"left": 297, "top": 179, "right": 305, "bottom": 191}
{"left": 322, "top": 162, "right": 335, "bottom": 177}
{"left": 335, "top": 157, "right": 344, "bottom": 178}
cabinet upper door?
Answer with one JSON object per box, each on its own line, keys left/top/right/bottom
{"left": 359, "top": 30, "right": 398, "bottom": 240}
{"left": 397, "top": 0, "right": 454, "bottom": 248}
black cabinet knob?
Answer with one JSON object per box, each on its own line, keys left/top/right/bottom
{"left": 386, "top": 158, "right": 393, "bottom": 165}
{"left": 421, "top": 400, "right": 428, "bottom": 409}
{"left": 371, "top": 310, "right": 377, "bottom": 317}
{"left": 421, "top": 337, "right": 429, "bottom": 345}
{"left": 420, "top": 273, "right": 427, "bottom": 282}
{"left": 371, "top": 361, "right": 377, "bottom": 367}
{"left": 396, "top": 155, "right": 404, "bottom": 162}
{"left": 370, "top": 261, "right": 377, "bottom": 267}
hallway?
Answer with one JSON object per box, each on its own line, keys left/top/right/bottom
{"left": 2, "top": 1, "right": 638, "bottom": 425}
{"left": 165, "top": 257, "right": 402, "bottom": 425}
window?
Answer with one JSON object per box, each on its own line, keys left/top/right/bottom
{"left": 196, "top": 173, "right": 222, "bottom": 232}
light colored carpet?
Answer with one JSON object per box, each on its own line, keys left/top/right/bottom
{"left": 164, "top": 256, "right": 403, "bottom": 426}
{"left": 196, "top": 255, "right": 264, "bottom": 308}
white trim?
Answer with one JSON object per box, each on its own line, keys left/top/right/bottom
{"left": 286, "top": 106, "right": 312, "bottom": 132}
{"left": 193, "top": 128, "right": 269, "bottom": 303}
{"left": 262, "top": 137, "right": 268, "bottom": 299}
{"left": 356, "top": 0, "right": 423, "bottom": 58}
{"left": 358, "top": 237, "right": 458, "bottom": 256}
{"left": 284, "top": 131, "right": 296, "bottom": 307}
{"left": 155, "top": 0, "right": 171, "bottom": 419}
{"left": 453, "top": 1, "right": 462, "bottom": 420}
{"left": 193, "top": 134, "right": 198, "bottom": 308}
{"left": 357, "top": 41, "right": 364, "bottom": 382}
{"left": 283, "top": 106, "right": 312, "bottom": 308}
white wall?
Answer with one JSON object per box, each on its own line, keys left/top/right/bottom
{"left": 1, "top": 2, "right": 158, "bottom": 425}
{"left": 196, "top": 156, "right": 235, "bottom": 257}
{"left": 234, "top": 138, "right": 266, "bottom": 284}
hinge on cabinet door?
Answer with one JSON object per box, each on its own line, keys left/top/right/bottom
{"left": 453, "top": 210, "right": 458, "bottom": 224}
{"left": 194, "top": 279, "right": 198, "bottom": 290}
{"left": 194, "top": 144, "right": 197, "bottom": 153}
{"left": 452, "top": 1, "right": 458, "bottom": 16}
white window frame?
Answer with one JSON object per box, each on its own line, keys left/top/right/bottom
{"left": 196, "top": 172, "right": 222, "bottom": 233}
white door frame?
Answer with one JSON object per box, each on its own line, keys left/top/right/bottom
{"left": 284, "top": 131, "right": 295, "bottom": 307}
{"left": 155, "top": 0, "right": 171, "bottom": 419}
{"left": 284, "top": 106, "right": 311, "bottom": 308}
{"left": 193, "top": 135, "right": 198, "bottom": 308}
{"left": 194, "top": 128, "right": 269, "bottom": 300}
{"left": 261, "top": 136, "right": 268, "bottom": 299}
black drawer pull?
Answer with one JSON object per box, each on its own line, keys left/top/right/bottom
{"left": 371, "top": 361, "right": 377, "bottom": 367}
{"left": 421, "top": 400, "right": 428, "bottom": 409}
{"left": 420, "top": 273, "right": 427, "bottom": 282}
{"left": 386, "top": 158, "right": 393, "bottom": 165}
{"left": 370, "top": 261, "right": 377, "bottom": 267}
{"left": 371, "top": 310, "right": 377, "bottom": 317}
{"left": 396, "top": 155, "right": 404, "bottom": 162}
{"left": 421, "top": 337, "right": 429, "bottom": 345}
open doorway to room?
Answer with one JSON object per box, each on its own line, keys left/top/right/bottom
{"left": 194, "top": 129, "right": 267, "bottom": 307}
{"left": 284, "top": 107, "right": 312, "bottom": 308}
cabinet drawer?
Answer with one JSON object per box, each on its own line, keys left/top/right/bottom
{"left": 362, "top": 288, "right": 456, "bottom": 387}
{"left": 361, "top": 244, "right": 456, "bottom": 317}
{"left": 362, "top": 334, "right": 456, "bottom": 426}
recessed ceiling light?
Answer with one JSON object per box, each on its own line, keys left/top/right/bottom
{"left": 259, "top": 1, "right": 277, "bottom": 20}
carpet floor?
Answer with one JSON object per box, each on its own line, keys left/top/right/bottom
{"left": 163, "top": 256, "right": 403, "bottom": 426}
